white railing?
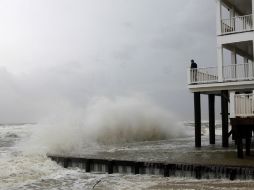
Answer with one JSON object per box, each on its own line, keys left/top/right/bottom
{"left": 235, "top": 94, "right": 254, "bottom": 117}
{"left": 188, "top": 63, "right": 254, "bottom": 85}
{"left": 223, "top": 62, "right": 254, "bottom": 81}
{"left": 189, "top": 67, "right": 218, "bottom": 84}
{"left": 221, "top": 14, "right": 253, "bottom": 34}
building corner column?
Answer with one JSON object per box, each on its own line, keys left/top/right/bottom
{"left": 216, "top": 0, "right": 222, "bottom": 35}
{"left": 252, "top": 0, "right": 254, "bottom": 26}
{"left": 217, "top": 44, "right": 224, "bottom": 82}
{"left": 229, "top": 91, "right": 236, "bottom": 119}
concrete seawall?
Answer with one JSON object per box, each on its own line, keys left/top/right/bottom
{"left": 48, "top": 155, "right": 254, "bottom": 180}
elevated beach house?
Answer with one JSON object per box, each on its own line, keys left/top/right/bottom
{"left": 187, "top": 0, "right": 254, "bottom": 158}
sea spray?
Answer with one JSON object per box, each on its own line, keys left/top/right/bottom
{"left": 23, "top": 96, "right": 191, "bottom": 155}
{"left": 85, "top": 96, "right": 191, "bottom": 144}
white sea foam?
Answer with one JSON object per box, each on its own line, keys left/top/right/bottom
{"left": 1, "top": 123, "right": 253, "bottom": 190}
{"left": 2, "top": 96, "right": 190, "bottom": 189}
{"left": 23, "top": 96, "right": 191, "bottom": 155}
{"left": 0, "top": 124, "right": 105, "bottom": 190}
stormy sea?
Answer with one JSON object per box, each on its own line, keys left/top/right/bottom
{"left": 1, "top": 122, "right": 254, "bottom": 190}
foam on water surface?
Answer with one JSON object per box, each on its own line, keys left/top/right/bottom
{"left": 0, "top": 125, "right": 105, "bottom": 190}
{"left": 1, "top": 121, "right": 254, "bottom": 189}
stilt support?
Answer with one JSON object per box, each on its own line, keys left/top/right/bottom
{"left": 208, "top": 94, "right": 215, "bottom": 145}
{"left": 221, "top": 90, "right": 229, "bottom": 147}
{"left": 237, "top": 135, "right": 244, "bottom": 158}
{"left": 245, "top": 129, "right": 252, "bottom": 156}
{"left": 246, "top": 137, "right": 251, "bottom": 156}
{"left": 85, "top": 160, "right": 91, "bottom": 172}
{"left": 194, "top": 92, "right": 201, "bottom": 147}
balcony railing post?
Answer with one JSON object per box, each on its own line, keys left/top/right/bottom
{"left": 187, "top": 68, "right": 191, "bottom": 84}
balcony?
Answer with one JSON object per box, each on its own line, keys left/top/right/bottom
{"left": 188, "top": 62, "right": 254, "bottom": 84}
{"left": 235, "top": 94, "right": 254, "bottom": 117}
{"left": 188, "top": 67, "right": 218, "bottom": 84}
{"left": 221, "top": 14, "right": 253, "bottom": 35}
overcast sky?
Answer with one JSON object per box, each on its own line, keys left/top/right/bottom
{"left": 0, "top": 0, "right": 217, "bottom": 123}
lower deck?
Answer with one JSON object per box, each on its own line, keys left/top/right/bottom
{"left": 47, "top": 134, "right": 254, "bottom": 168}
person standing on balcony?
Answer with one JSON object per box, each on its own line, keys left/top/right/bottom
{"left": 191, "top": 59, "right": 197, "bottom": 82}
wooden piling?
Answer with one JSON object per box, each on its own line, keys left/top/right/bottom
{"left": 221, "top": 90, "right": 229, "bottom": 147}
{"left": 85, "top": 159, "right": 91, "bottom": 172}
{"left": 164, "top": 165, "right": 170, "bottom": 177}
{"left": 208, "top": 94, "right": 215, "bottom": 145}
{"left": 246, "top": 137, "right": 251, "bottom": 156}
{"left": 195, "top": 166, "right": 202, "bottom": 179}
{"left": 237, "top": 135, "right": 244, "bottom": 159}
{"left": 194, "top": 92, "right": 201, "bottom": 147}
{"left": 108, "top": 161, "right": 113, "bottom": 174}
{"left": 63, "top": 158, "right": 70, "bottom": 168}
{"left": 134, "top": 162, "right": 140, "bottom": 174}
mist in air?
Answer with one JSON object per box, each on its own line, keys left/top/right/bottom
{"left": 0, "top": 0, "right": 216, "bottom": 125}
{"left": 0, "top": 1, "right": 224, "bottom": 189}
{"left": 0, "top": 0, "right": 216, "bottom": 154}
{"left": 22, "top": 96, "right": 191, "bottom": 155}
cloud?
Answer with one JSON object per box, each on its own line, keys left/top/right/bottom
{"left": 0, "top": 0, "right": 217, "bottom": 123}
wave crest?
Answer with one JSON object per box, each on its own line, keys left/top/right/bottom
{"left": 24, "top": 96, "right": 191, "bottom": 154}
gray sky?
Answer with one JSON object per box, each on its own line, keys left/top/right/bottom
{"left": 0, "top": 0, "right": 217, "bottom": 123}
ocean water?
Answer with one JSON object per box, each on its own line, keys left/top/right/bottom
{"left": 1, "top": 123, "right": 254, "bottom": 190}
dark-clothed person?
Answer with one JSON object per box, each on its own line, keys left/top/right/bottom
{"left": 191, "top": 60, "right": 197, "bottom": 82}
{"left": 191, "top": 59, "right": 197, "bottom": 69}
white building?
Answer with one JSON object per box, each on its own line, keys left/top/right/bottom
{"left": 187, "top": 0, "right": 254, "bottom": 158}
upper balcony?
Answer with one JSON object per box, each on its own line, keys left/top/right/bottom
{"left": 218, "top": 0, "right": 253, "bottom": 35}
{"left": 221, "top": 14, "right": 253, "bottom": 35}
